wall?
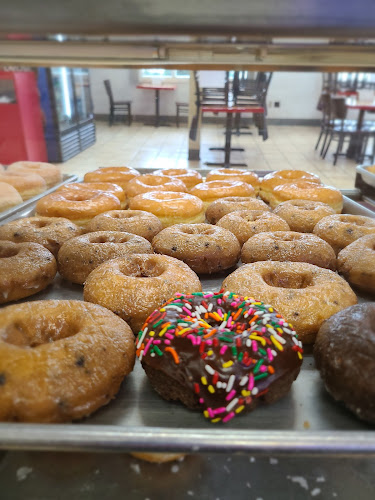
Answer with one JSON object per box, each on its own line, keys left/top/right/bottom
{"left": 89, "top": 68, "right": 332, "bottom": 121}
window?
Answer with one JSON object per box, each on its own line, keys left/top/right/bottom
{"left": 140, "top": 69, "right": 190, "bottom": 81}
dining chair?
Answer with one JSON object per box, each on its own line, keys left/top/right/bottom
{"left": 175, "top": 101, "right": 188, "bottom": 127}
{"left": 322, "top": 97, "right": 365, "bottom": 165}
{"left": 103, "top": 79, "right": 132, "bottom": 126}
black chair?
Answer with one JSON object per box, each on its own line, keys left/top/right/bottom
{"left": 103, "top": 79, "right": 132, "bottom": 126}
{"left": 175, "top": 102, "right": 188, "bottom": 127}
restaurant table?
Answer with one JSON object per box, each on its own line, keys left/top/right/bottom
{"left": 201, "top": 105, "right": 265, "bottom": 168}
{"left": 136, "top": 83, "right": 176, "bottom": 127}
{"left": 345, "top": 97, "right": 375, "bottom": 159}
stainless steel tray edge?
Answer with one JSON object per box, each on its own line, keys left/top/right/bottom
{"left": 0, "top": 174, "right": 78, "bottom": 223}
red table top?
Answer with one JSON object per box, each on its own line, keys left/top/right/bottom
{"left": 136, "top": 83, "right": 176, "bottom": 91}
{"left": 346, "top": 97, "right": 375, "bottom": 111}
{"left": 201, "top": 105, "right": 264, "bottom": 113}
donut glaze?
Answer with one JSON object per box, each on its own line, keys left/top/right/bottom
{"left": 153, "top": 168, "right": 203, "bottom": 189}
{"left": 190, "top": 181, "right": 255, "bottom": 210}
{"left": 206, "top": 169, "right": 260, "bottom": 193}
{"left": 83, "top": 167, "right": 140, "bottom": 189}
{"left": 125, "top": 174, "right": 187, "bottom": 199}
{"left": 58, "top": 182, "right": 126, "bottom": 209}
{"left": 259, "top": 170, "right": 321, "bottom": 204}
{"left": 0, "top": 300, "right": 135, "bottom": 422}
{"left": 137, "top": 291, "right": 303, "bottom": 423}
{"left": 314, "top": 303, "right": 375, "bottom": 424}
{"left": 222, "top": 261, "right": 357, "bottom": 344}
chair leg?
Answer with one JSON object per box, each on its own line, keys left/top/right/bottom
{"left": 128, "top": 104, "right": 132, "bottom": 126}
{"left": 109, "top": 107, "right": 114, "bottom": 126}
{"left": 176, "top": 105, "right": 180, "bottom": 128}
{"left": 322, "top": 131, "right": 333, "bottom": 159}
{"left": 315, "top": 127, "right": 324, "bottom": 151}
{"left": 333, "top": 133, "right": 345, "bottom": 165}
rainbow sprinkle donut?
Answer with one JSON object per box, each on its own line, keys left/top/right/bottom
{"left": 137, "top": 291, "right": 303, "bottom": 423}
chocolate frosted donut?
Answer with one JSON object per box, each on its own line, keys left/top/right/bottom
{"left": 138, "top": 291, "right": 303, "bottom": 423}
{"left": 314, "top": 303, "right": 375, "bottom": 424}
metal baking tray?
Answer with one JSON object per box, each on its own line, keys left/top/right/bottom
{"left": 0, "top": 174, "right": 78, "bottom": 223}
{"left": 0, "top": 195, "right": 374, "bottom": 456}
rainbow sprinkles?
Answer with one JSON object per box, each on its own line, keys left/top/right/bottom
{"left": 137, "top": 291, "right": 303, "bottom": 423}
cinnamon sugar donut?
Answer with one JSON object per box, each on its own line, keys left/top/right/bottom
{"left": 58, "top": 231, "right": 153, "bottom": 284}
{"left": 0, "top": 300, "right": 135, "bottom": 422}
{"left": 0, "top": 182, "right": 23, "bottom": 212}
{"left": 206, "top": 168, "right": 260, "bottom": 193}
{"left": 83, "top": 254, "right": 202, "bottom": 333}
{"left": 273, "top": 199, "right": 335, "bottom": 233}
{"left": 205, "top": 196, "right": 270, "bottom": 224}
{"left": 129, "top": 191, "right": 205, "bottom": 227}
{"left": 84, "top": 167, "right": 140, "bottom": 190}
{"left": 152, "top": 223, "right": 240, "bottom": 274}
{"left": 0, "top": 216, "right": 83, "bottom": 257}
{"left": 222, "top": 261, "right": 357, "bottom": 344}
{"left": 259, "top": 170, "right": 321, "bottom": 204}
{"left": 337, "top": 234, "right": 375, "bottom": 293}
{"left": 0, "top": 172, "right": 46, "bottom": 200}
{"left": 0, "top": 241, "right": 56, "bottom": 304}
{"left": 190, "top": 181, "right": 255, "bottom": 210}
{"left": 241, "top": 231, "right": 336, "bottom": 270}
{"left": 217, "top": 210, "right": 290, "bottom": 246}
{"left": 270, "top": 181, "right": 343, "bottom": 213}
{"left": 35, "top": 190, "right": 121, "bottom": 226}
{"left": 86, "top": 210, "right": 163, "bottom": 242}
{"left": 313, "top": 214, "right": 375, "bottom": 254}
{"left": 125, "top": 174, "right": 187, "bottom": 199}
{"left": 8, "top": 161, "right": 62, "bottom": 188}
{"left": 153, "top": 168, "right": 202, "bottom": 189}
{"left": 58, "top": 182, "right": 126, "bottom": 209}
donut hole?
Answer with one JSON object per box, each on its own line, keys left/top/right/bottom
{"left": 0, "top": 246, "right": 19, "bottom": 258}
{"left": 263, "top": 271, "right": 312, "bottom": 289}
{"left": 89, "top": 234, "right": 131, "bottom": 244}
{"left": 274, "top": 233, "right": 301, "bottom": 242}
{"left": 121, "top": 259, "right": 164, "bottom": 278}
{"left": 2, "top": 319, "right": 80, "bottom": 347}
{"left": 30, "top": 220, "right": 50, "bottom": 228}
{"left": 63, "top": 192, "right": 94, "bottom": 202}
{"left": 111, "top": 212, "right": 134, "bottom": 219}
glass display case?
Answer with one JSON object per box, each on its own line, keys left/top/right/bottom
{"left": 38, "top": 67, "right": 95, "bottom": 162}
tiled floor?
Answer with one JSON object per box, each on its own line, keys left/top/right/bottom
{"left": 62, "top": 122, "right": 359, "bottom": 190}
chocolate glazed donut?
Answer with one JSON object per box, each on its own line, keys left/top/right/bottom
{"left": 314, "top": 303, "right": 375, "bottom": 424}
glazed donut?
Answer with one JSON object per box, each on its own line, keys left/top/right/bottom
{"left": 190, "top": 181, "right": 255, "bottom": 210}
{"left": 137, "top": 291, "right": 303, "bottom": 423}
{"left": 0, "top": 182, "right": 23, "bottom": 212}
{"left": 152, "top": 223, "right": 240, "bottom": 274}
{"left": 313, "top": 214, "right": 375, "bottom": 255}
{"left": 270, "top": 181, "right": 343, "bottom": 213}
{"left": 153, "top": 168, "right": 202, "bottom": 189}
{"left": 337, "top": 234, "right": 375, "bottom": 294}
{"left": 58, "top": 182, "right": 126, "bottom": 209}
{"left": 222, "top": 261, "right": 357, "bottom": 344}
{"left": 206, "top": 168, "right": 260, "bottom": 193}
{"left": 205, "top": 196, "right": 270, "bottom": 224}
{"left": 259, "top": 170, "right": 321, "bottom": 204}
{"left": 83, "top": 254, "right": 202, "bottom": 333}
{"left": 124, "top": 174, "right": 187, "bottom": 199}
{"left": 86, "top": 210, "right": 162, "bottom": 242}
{"left": 83, "top": 166, "right": 140, "bottom": 190}
{"left": 0, "top": 172, "right": 46, "bottom": 200}
{"left": 35, "top": 190, "right": 121, "bottom": 226}
{"left": 241, "top": 231, "right": 336, "bottom": 270}
{"left": 217, "top": 210, "right": 290, "bottom": 246}
{"left": 0, "top": 241, "right": 56, "bottom": 304}
{"left": 58, "top": 231, "right": 153, "bottom": 285}
{"left": 0, "top": 300, "right": 135, "bottom": 422}
{"left": 273, "top": 199, "right": 335, "bottom": 233}
{"left": 314, "top": 303, "right": 375, "bottom": 424}
{"left": 8, "top": 161, "right": 62, "bottom": 188}
{"left": 129, "top": 191, "right": 205, "bottom": 227}
{"left": 0, "top": 216, "right": 83, "bottom": 258}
